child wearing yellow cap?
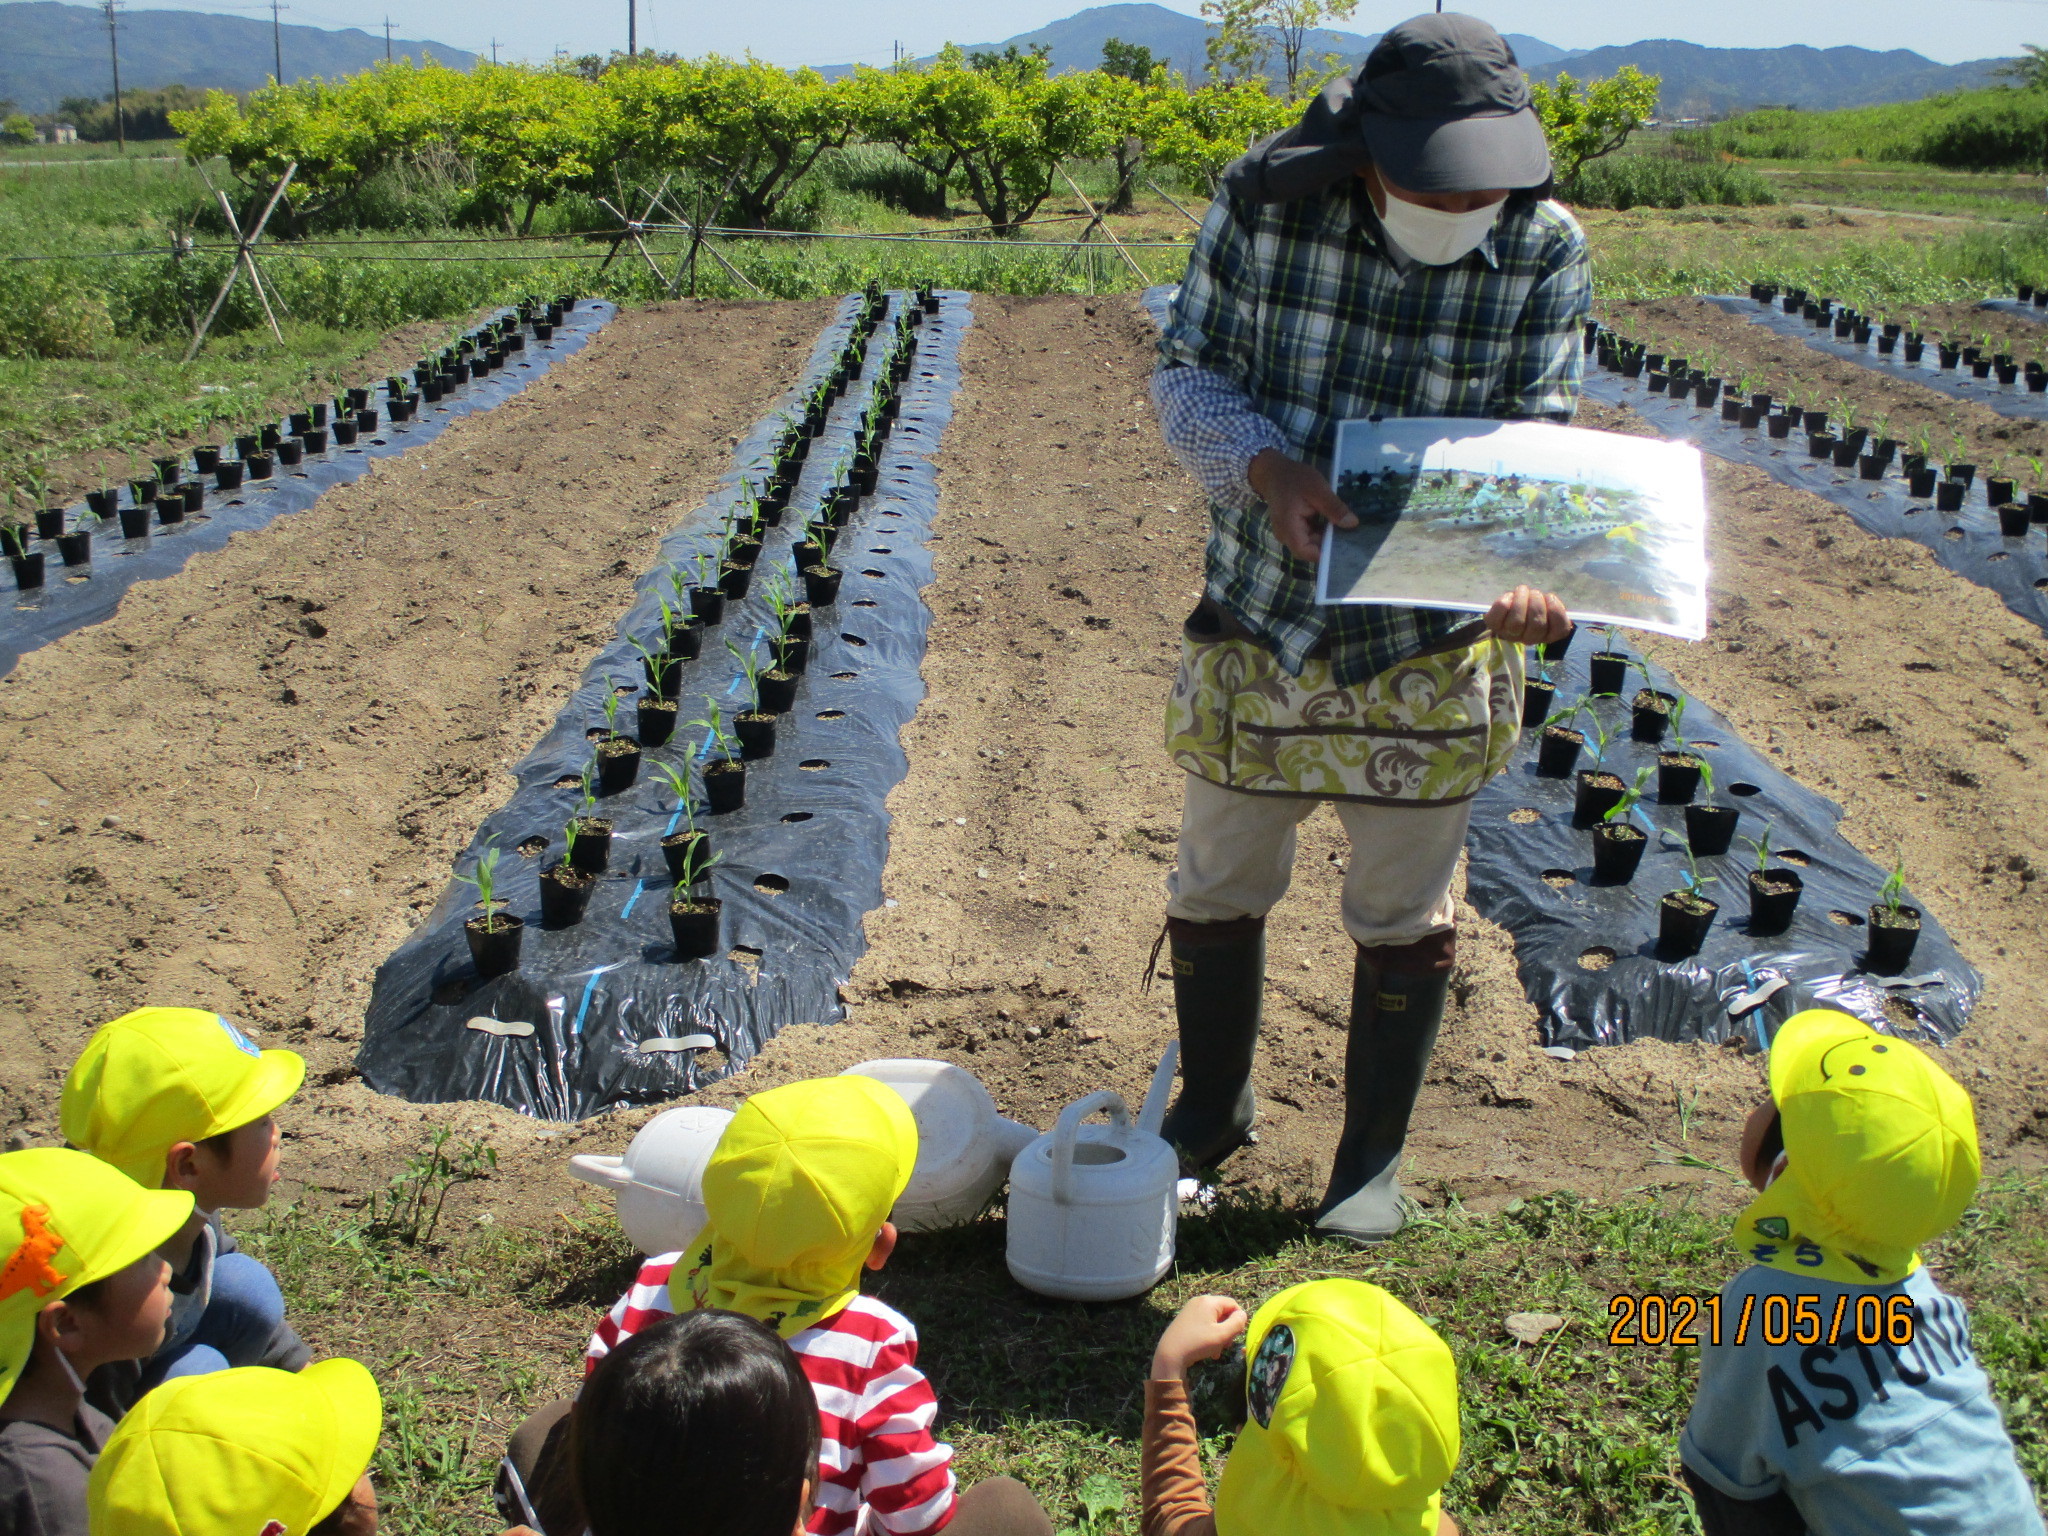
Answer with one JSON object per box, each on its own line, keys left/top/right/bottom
{"left": 0, "top": 1148, "right": 193, "bottom": 1536}
{"left": 1143, "top": 1280, "right": 1463, "bottom": 1536}
{"left": 59, "top": 1009, "right": 312, "bottom": 1408}
{"left": 579, "top": 1076, "right": 1054, "bottom": 1536}
{"left": 1679, "top": 1009, "right": 2043, "bottom": 1536}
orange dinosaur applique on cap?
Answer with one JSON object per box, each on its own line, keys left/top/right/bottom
{"left": 0, "top": 1206, "right": 68, "bottom": 1302}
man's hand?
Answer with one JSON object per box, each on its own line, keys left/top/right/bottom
{"left": 1484, "top": 585, "right": 1571, "bottom": 644}
{"left": 1151, "top": 1294, "right": 1249, "bottom": 1381}
{"left": 1249, "top": 449, "right": 1356, "bottom": 564}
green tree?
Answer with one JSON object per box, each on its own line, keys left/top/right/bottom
{"left": 1101, "top": 38, "right": 1161, "bottom": 82}
{"left": 1202, "top": 0, "right": 1271, "bottom": 86}
{"left": 1, "top": 114, "right": 35, "bottom": 146}
{"left": 1529, "top": 66, "right": 1661, "bottom": 186}
{"left": 1142, "top": 79, "right": 1294, "bottom": 189}
{"left": 850, "top": 47, "right": 1101, "bottom": 235}
{"left": 1992, "top": 44, "right": 2048, "bottom": 90}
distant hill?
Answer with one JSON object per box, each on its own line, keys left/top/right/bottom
{"left": 818, "top": 3, "right": 1573, "bottom": 85}
{"left": 1526, "top": 41, "right": 2010, "bottom": 117}
{"left": 0, "top": 1, "right": 477, "bottom": 116}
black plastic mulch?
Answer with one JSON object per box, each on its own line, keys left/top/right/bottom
{"left": 1700, "top": 294, "right": 2048, "bottom": 422}
{"left": 357, "top": 292, "right": 970, "bottom": 1120}
{"left": 0, "top": 301, "right": 618, "bottom": 679}
{"left": 1980, "top": 297, "right": 2048, "bottom": 327}
{"left": 1138, "top": 284, "right": 1976, "bottom": 1052}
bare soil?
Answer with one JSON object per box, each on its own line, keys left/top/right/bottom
{"left": 1, "top": 291, "right": 2044, "bottom": 1447}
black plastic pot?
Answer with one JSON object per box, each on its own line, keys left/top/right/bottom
{"left": 757, "top": 671, "right": 798, "bottom": 714}
{"left": 596, "top": 736, "right": 641, "bottom": 794}
{"left": 1646, "top": 372, "right": 1668, "bottom": 394}
{"left": 86, "top": 489, "right": 117, "bottom": 519}
{"left": 152, "top": 454, "right": 182, "bottom": 485}
{"left": 1541, "top": 624, "right": 1575, "bottom": 663}
{"left": 216, "top": 461, "right": 245, "bottom": 491}
{"left": 1573, "top": 769, "right": 1627, "bottom": 827}
{"left": 10, "top": 552, "right": 45, "bottom": 590}
{"left": 1657, "top": 752, "right": 1703, "bottom": 804}
{"left": 35, "top": 508, "right": 64, "bottom": 538}
{"left": 1522, "top": 678, "right": 1556, "bottom": 727}
{"left": 538, "top": 864, "right": 595, "bottom": 929}
{"left": 568, "top": 816, "right": 612, "bottom": 874}
{"left": 1536, "top": 726, "right": 1583, "bottom": 777}
{"left": 1591, "top": 822, "right": 1647, "bottom": 884}
{"left": 1866, "top": 904, "right": 1922, "bottom": 974}
{"left": 120, "top": 506, "right": 151, "bottom": 538}
{"left": 333, "top": 420, "right": 359, "bottom": 446}
{"left": 661, "top": 830, "right": 710, "bottom": 885}
{"left": 130, "top": 477, "right": 159, "bottom": 507}
{"left": 1588, "top": 650, "right": 1632, "bottom": 695}
{"left": 1857, "top": 454, "right": 1886, "bottom": 481}
{"left": 289, "top": 411, "right": 312, "bottom": 436}
{"left": 1939, "top": 347, "right": 1960, "bottom": 370}
{"left": 1936, "top": 480, "right": 1966, "bottom": 512}
{"left": 1747, "top": 869, "right": 1804, "bottom": 935}
{"left": 689, "top": 585, "right": 726, "bottom": 627}
{"left": 1999, "top": 503, "right": 2032, "bottom": 537}
{"left": 1767, "top": 413, "right": 1793, "bottom": 439}
{"left": 1909, "top": 467, "right": 1938, "bottom": 499}
{"left": 1831, "top": 440, "right": 1860, "bottom": 469}
{"left": 1807, "top": 433, "right": 1837, "bottom": 460}
{"left": 1987, "top": 476, "right": 2016, "bottom": 506}
{"left": 670, "top": 898, "right": 723, "bottom": 961}
{"left": 1684, "top": 801, "right": 1739, "bottom": 855}
{"left": 1631, "top": 688, "right": 1676, "bottom": 743}
{"left": 1949, "top": 462, "right": 1976, "bottom": 486}
{"left": 464, "top": 913, "right": 524, "bottom": 978}
{"left": 276, "top": 439, "right": 303, "bottom": 467}
{"left": 704, "top": 758, "right": 746, "bottom": 814}
{"left": 150, "top": 495, "right": 181, "bottom": 526}
{"left": 670, "top": 618, "right": 704, "bottom": 661}
{"left": 644, "top": 653, "right": 683, "bottom": 698}
{"left": 736, "top": 712, "right": 777, "bottom": 760}
{"left": 181, "top": 483, "right": 205, "bottom": 514}
{"left": 637, "top": 696, "right": 678, "bottom": 746}
{"left": 1904, "top": 341, "right": 1924, "bottom": 364}
{"left": 1657, "top": 893, "right": 1717, "bottom": 956}
{"left": 2030, "top": 490, "right": 2048, "bottom": 524}
{"left": 718, "top": 562, "right": 753, "bottom": 601}
{"left": 803, "top": 566, "right": 842, "bottom": 607}
{"left": 193, "top": 445, "right": 221, "bottom": 473}
{"left": 1721, "top": 397, "right": 1743, "bottom": 423}
{"left": 261, "top": 424, "right": 282, "bottom": 449}
{"left": 301, "top": 428, "right": 328, "bottom": 455}
{"left": 774, "top": 635, "right": 810, "bottom": 675}
{"left": 1739, "top": 405, "right": 1761, "bottom": 429}
{"left": 1802, "top": 409, "right": 1828, "bottom": 433}
{"left": 55, "top": 531, "right": 92, "bottom": 567}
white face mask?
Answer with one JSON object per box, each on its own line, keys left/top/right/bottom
{"left": 1374, "top": 192, "right": 1507, "bottom": 266}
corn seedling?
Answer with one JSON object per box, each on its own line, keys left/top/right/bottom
{"left": 456, "top": 837, "right": 505, "bottom": 930}
{"left": 1587, "top": 714, "right": 1617, "bottom": 771}
{"left": 1602, "top": 766, "right": 1655, "bottom": 830}
{"left": 601, "top": 678, "right": 623, "bottom": 734}
{"left": 1666, "top": 695, "right": 1692, "bottom": 754}
{"left": 1677, "top": 848, "right": 1716, "bottom": 903}
{"left": 1741, "top": 823, "right": 1776, "bottom": 876}
{"left": 648, "top": 761, "right": 699, "bottom": 836}
{"left": 675, "top": 840, "right": 722, "bottom": 891}
{"left": 1697, "top": 756, "right": 1716, "bottom": 803}
{"left": 1878, "top": 852, "right": 1909, "bottom": 918}
{"left": 562, "top": 818, "right": 579, "bottom": 867}
{"left": 725, "top": 639, "right": 764, "bottom": 709}
{"left": 689, "top": 696, "right": 740, "bottom": 760}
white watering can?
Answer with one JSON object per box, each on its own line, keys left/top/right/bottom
{"left": 1005, "top": 1043, "right": 1180, "bottom": 1302}
{"left": 567, "top": 1105, "right": 735, "bottom": 1257}
{"left": 841, "top": 1059, "right": 1040, "bottom": 1232}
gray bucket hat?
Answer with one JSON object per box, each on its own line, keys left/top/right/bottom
{"left": 1224, "top": 13, "right": 1551, "bottom": 204}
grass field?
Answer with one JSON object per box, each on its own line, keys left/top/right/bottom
{"left": 236, "top": 1162, "right": 2048, "bottom": 1536}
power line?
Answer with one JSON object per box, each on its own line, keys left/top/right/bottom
{"left": 270, "top": 0, "right": 286, "bottom": 83}
{"left": 383, "top": 16, "right": 392, "bottom": 62}
{"left": 628, "top": 0, "right": 637, "bottom": 57}
{"left": 101, "top": 1, "right": 125, "bottom": 153}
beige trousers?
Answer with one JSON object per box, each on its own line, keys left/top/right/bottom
{"left": 1165, "top": 772, "right": 1473, "bottom": 946}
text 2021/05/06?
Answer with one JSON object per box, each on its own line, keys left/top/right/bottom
{"left": 1607, "top": 1293, "right": 1919, "bottom": 1348}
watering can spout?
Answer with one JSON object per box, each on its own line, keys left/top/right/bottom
{"left": 567, "top": 1153, "right": 631, "bottom": 1191}
{"left": 1136, "top": 1040, "right": 1179, "bottom": 1139}
{"left": 992, "top": 1115, "right": 1039, "bottom": 1163}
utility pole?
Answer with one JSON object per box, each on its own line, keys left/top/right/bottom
{"left": 383, "top": 17, "right": 393, "bottom": 61}
{"left": 490, "top": 37, "right": 499, "bottom": 64}
{"left": 270, "top": 0, "right": 285, "bottom": 83}
{"left": 628, "top": 0, "right": 636, "bottom": 57}
{"left": 102, "top": 0, "right": 124, "bottom": 153}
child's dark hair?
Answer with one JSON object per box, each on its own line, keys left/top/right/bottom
{"left": 573, "top": 1308, "right": 819, "bottom": 1536}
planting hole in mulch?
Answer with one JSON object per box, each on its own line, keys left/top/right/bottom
{"left": 781, "top": 812, "right": 814, "bottom": 823}
{"left": 730, "top": 945, "right": 763, "bottom": 969}
{"left": 816, "top": 709, "right": 846, "bottom": 720}
{"left": 1828, "top": 909, "right": 1867, "bottom": 927}
{"left": 869, "top": 547, "right": 892, "bottom": 554}
{"left": 1946, "top": 528, "right": 1966, "bottom": 541}
{"left": 799, "top": 759, "right": 830, "bottom": 770}
{"left": 853, "top": 599, "right": 880, "bottom": 608}
{"left": 1882, "top": 996, "right": 1925, "bottom": 1033}
{"left": 553, "top": 775, "right": 579, "bottom": 788}
{"left": 1781, "top": 849, "right": 1811, "bottom": 866}
{"left": 1579, "top": 947, "right": 1617, "bottom": 971}
{"left": 1542, "top": 868, "right": 1575, "bottom": 888}
{"left": 843, "top": 633, "right": 868, "bottom": 645}
{"left": 1508, "top": 808, "right": 1541, "bottom": 824}
{"left": 862, "top": 569, "right": 887, "bottom": 578}
{"left": 754, "top": 873, "right": 790, "bottom": 895}
{"left": 516, "top": 837, "right": 547, "bottom": 857}
{"left": 831, "top": 670, "right": 858, "bottom": 679}
{"left": 584, "top": 726, "right": 604, "bottom": 740}
{"left": 1729, "top": 782, "right": 1761, "bottom": 797}
{"left": 1991, "top": 552, "right": 2011, "bottom": 562}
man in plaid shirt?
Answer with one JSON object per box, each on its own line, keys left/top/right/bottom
{"left": 1151, "top": 14, "right": 1587, "bottom": 1244}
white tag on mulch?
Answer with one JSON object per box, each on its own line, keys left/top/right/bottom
{"left": 633, "top": 1034, "right": 718, "bottom": 1054}
{"left": 466, "top": 1016, "right": 535, "bottom": 1038}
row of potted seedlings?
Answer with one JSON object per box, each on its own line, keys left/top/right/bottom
{"left": 1524, "top": 626, "right": 1923, "bottom": 971}
{"left": 1586, "top": 320, "right": 2048, "bottom": 536}
{"left": 459, "top": 287, "right": 933, "bottom": 979}
{"left": 2, "top": 294, "right": 583, "bottom": 591}
{"left": 1745, "top": 283, "right": 2048, "bottom": 388}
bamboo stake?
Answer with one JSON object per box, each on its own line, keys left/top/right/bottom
{"left": 184, "top": 162, "right": 296, "bottom": 361}
{"left": 1061, "top": 167, "right": 1149, "bottom": 282}
{"left": 1144, "top": 176, "right": 1207, "bottom": 230}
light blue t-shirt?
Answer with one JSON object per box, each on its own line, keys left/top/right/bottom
{"left": 1681, "top": 1263, "right": 2044, "bottom": 1534}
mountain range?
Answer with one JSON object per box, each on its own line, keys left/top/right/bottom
{"left": 0, "top": 0, "right": 2016, "bottom": 122}
{"left": 0, "top": 1, "right": 476, "bottom": 115}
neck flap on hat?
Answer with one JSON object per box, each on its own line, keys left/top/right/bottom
{"left": 1734, "top": 1175, "right": 1919, "bottom": 1287}
{"left": 683, "top": 1230, "right": 865, "bottom": 1341}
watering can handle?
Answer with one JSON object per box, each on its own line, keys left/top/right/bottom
{"left": 567, "top": 1153, "right": 631, "bottom": 1191}
{"left": 1136, "top": 1040, "right": 1180, "bottom": 1139}
{"left": 1051, "top": 1090, "right": 1129, "bottom": 1207}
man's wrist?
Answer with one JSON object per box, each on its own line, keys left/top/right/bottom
{"left": 1246, "top": 446, "right": 1288, "bottom": 503}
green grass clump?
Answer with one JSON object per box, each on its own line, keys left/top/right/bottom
{"left": 1685, "top": 88, "right": 2048, "bottom": 172}
{"left": 1565, "top": 157, "right": 1778, "bottom": 212}
{"left": 235, "top": 1152, "right": 2047, "bottom": 1536}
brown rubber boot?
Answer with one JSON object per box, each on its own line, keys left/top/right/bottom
{"left": 1314, "top": 929, "right": 1455, "bottom": 1244}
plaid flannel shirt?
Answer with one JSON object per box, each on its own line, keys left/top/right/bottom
{"left": 1155, "top": 178, "right": 1591, "bottom": 685}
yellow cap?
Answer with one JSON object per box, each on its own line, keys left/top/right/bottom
{"left": 87, "top": 1358, "right": 382, "bottom": 1536}
{"left": 685, "top": 1076, "right": 918, "bottom": 1338}
{"left": 60, "top": 1009, "right": 306, "bottom": 1188}
{"left": 0, "top": 1148, "right": 193, "bottom": 1401}
{"left": 1738, "top": 1010, "right": 1979, "bottom": 1285}
{"left": 1214, "top": 1281, "right": 1459, "bottom": 1536}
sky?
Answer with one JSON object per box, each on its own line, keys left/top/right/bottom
{"left": 81, "top": 0, "right": 2048, "bottom": 70}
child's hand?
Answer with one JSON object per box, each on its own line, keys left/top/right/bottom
{"left": 1151, "top": 1294, "right": 1248, "bottom": 1381}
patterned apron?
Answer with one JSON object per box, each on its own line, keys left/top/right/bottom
{"left": 1164, "top": 610, "right": 1524, "bottom": 806}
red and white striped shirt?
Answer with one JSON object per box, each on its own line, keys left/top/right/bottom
{"left": 586, "top": 1254, "right": 957, "bottom": 1536}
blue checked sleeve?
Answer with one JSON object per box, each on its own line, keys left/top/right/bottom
{"left": 1151, "top": 366, "right": 1290, "bottom": 513}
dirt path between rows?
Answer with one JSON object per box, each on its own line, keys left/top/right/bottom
{"left": 0, "top": 296, "right": 831, "bottom": 1192}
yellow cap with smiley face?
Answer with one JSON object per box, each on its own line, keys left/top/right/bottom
{"left": 1737, "top": 1010, "right": 1979, "bottom": 1285}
